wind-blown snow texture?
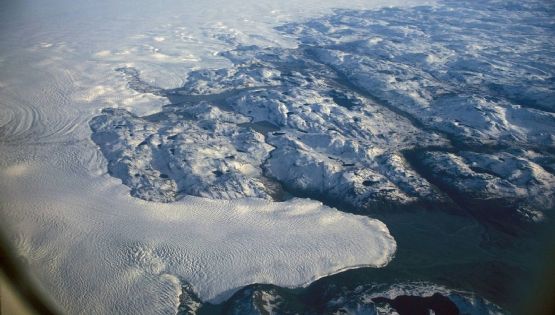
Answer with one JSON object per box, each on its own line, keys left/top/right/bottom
{"left": 0, "top": 164, "right": 396, "bottom": 308}
{"left": 92, "top": 0, "right": 555, "bottom": 224}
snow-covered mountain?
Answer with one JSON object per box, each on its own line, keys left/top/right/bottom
{"left": 92, "top": 0, "right": 555, "bottom": 225}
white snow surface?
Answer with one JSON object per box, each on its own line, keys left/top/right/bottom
{"left": 0, "top": 0, "right": 438, "bottom": 313}
{"left": 0, "top": 161, "right": 395, "bottom": 312}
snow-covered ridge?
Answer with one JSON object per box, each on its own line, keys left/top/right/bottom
{"left": 90, "top": 58, "right": 445, "bottom": 206}
{"left": 91, "top": 0, "right": 555, "bottom": 221}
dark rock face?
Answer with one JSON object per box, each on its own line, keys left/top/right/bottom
{"left": 175, "top": 281, "right": 505, "bottom": 314}
{"left": 372, "top": 293, "right": 459, "bottom": 315}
